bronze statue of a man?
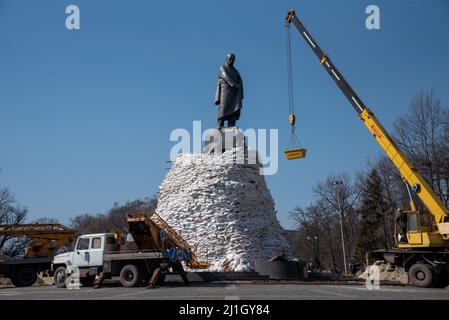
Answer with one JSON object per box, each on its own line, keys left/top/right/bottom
{"left": 214, "top": 53, "right": 244, "bottom": 130}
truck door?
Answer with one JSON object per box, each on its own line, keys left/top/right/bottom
{"left": 73, "top": 237, "right": 91, "bottom": 268}
{"left": 89, "top": 236, "right": 104, "bottom": 266}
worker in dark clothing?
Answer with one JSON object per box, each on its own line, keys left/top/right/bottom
{"left": 147, "top": 261, "right": 189, "bottom": 289}
{"left": 171, "top": 260, "right": 189, "bottom": 285}
{"left": 93, "top": 272, "right": 106, "bottom": 289}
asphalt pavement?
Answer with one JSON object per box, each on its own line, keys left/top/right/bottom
{"left": 0, "top": 282, "right": 448, "bottom": 300}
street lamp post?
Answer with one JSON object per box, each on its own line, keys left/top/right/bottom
{"left": 332, "top": 180, "right": 348, "bottom": 275}
{"left": 306, "top": 236, "right": 313, "bottom": 269}
{"left": 307, "top": 235, "right": 319, "bottom": 272}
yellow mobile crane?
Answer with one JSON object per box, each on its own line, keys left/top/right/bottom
{"left": 285, "top": 9, "right": 449, "bottom": 287}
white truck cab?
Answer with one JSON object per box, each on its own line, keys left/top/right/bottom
{"left": 52, "top": 231, "right": 170, "bottom": 288}
{"left": 52, "top": 233, "right": 115, "bottom": 288}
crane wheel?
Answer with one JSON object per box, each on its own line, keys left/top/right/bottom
{"left": 120, "top": 264, "right": 143, "bottom": 287}
{"left": 408, "top": 263, "right": 434, "bottom": 288}
{"left": 54, "top": 266, "right": 68, "bottom": 288}
{"left": 11, "top": 267, "right": 38, "bottom": 287}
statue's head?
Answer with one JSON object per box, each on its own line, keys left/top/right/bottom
{"left": 226, "top": 53, "right": 235, "bottom": 67}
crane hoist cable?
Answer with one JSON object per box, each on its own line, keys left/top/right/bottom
{"left": 284, "top": 24, "right": 307, "bottom": 160}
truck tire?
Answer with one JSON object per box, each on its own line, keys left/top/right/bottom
{"left": 120, "top": 264, "right": 142, "bottom": 287}
{"left": 409, "top": 263, "right": 434, "bottom": 288}
{"left": 11, "top": 267, "right": 37, "bottom": 287}
{"left": 54, "top": 266, "right": 68, "bottom": 288}
{"left": 80, "top": 276, "right": 96, "bottom": 287}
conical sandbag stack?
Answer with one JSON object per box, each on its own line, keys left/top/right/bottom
{"left": 156, "top": 148, "right": 291, "bottom": 271}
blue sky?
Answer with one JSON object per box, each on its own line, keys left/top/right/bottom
{"left": 0, "top": 0, "right": 448, "bottom": 229}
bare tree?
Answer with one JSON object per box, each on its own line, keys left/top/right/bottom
{"left": 32, "top": 217, "right": 59, "bottom": 224}
{"left": 289, "top": 205, "right": 323, "bottom": 268}
{"left": 290, "top": 200, "right": 343, "bottom": 272}
{"left": 290, "top": 173, "right": 360, "bottom": 271}
{"left": 394, "top": 90, "right": 449, "bottom": 206}
{"left": 0, "top": 186, "right": 29, "bottom": 257}
{"left": 70, "top": 197, "right": 158, "bottom": 235}
{"left": 312, "top": 173, "right": 360, "bottom": 261}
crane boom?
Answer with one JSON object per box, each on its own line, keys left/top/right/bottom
{"left": 0, "top": 224, "right": 75, "bottom": 239}
{"left": 0, "top": 223, "right": 76, "bottom": 258}
{"left": 285, "top": 9, "right": 449, "bottom": 240}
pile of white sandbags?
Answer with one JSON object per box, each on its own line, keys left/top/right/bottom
{"left": 156, "top": 147, "right": 292, "bottom": 272}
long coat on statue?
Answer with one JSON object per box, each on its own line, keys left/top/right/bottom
{"left": 214, "top": 64, "right": 244, "bottom": 120}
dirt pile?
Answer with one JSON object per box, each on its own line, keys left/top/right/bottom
{"left": 359, "top": 261, "right": 408, "bottom": 284}
{"left": 35, "top": 276, "right": 53, "bottom": 286}
{"left": 0, "top": 276, "right": 53, "bottom": 288}
{"left": 0, "top": 277, "right": 12, "bottom": 288}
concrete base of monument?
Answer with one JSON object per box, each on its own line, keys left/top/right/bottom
{"left": 203, "top": 127, "right": 247, "bottom": 154}
{"left": 181, "top": 261, "right": 308, "bottom": 282}
{"left": 255, "top": 259, "right": 308, "bottom": 280}
{"left": 168, "top": 264, "right": 308, "bottom": 282}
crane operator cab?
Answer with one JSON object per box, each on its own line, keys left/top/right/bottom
{"left": 393, "top": 182, "right": 446, "bottom": 249}
{"left": 395, "top": 207, "right": 444, "bottom": 248}
{"left": 394, "top": 209, "right": 433, "bottom": 246}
